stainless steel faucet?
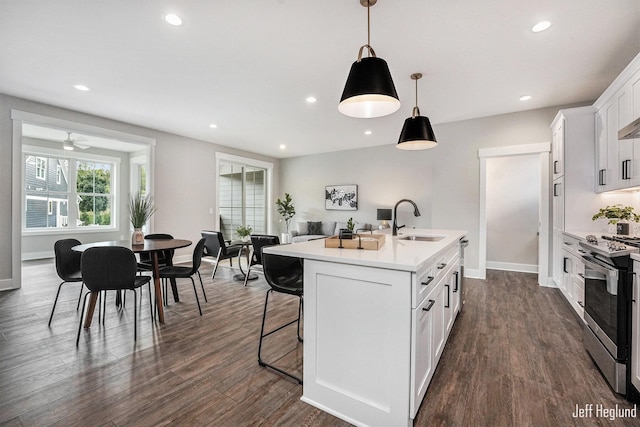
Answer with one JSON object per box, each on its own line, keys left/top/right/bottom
{"left": 392, "top": 199, "right": 421, "bottom": 236}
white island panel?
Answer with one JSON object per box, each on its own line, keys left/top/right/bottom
{"left": 304, "top": 260, "right": 412, "bottom": 427}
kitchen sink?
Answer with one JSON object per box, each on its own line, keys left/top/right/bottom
{"left": 398, "top": 235, "right": 445, "bottom": 242}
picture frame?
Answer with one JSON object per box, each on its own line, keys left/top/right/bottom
{"left": 325, "top": 185, "right": 358, "bottom": 210}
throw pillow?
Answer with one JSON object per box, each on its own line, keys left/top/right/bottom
{"left": 307, "top": 221, "right": 323, "bottom": 235}
{"left": 296, "top": 221, "right": 309, "bottom": 235}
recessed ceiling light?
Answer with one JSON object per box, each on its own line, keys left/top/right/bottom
{"left": 209, "top": 124, "right": 218, "bottom": 129}
{"left": 164, "top": 14, "right": 183, "bottom": 26}
{"left": 306, "top": 96, "right": 317, "bottom": 103}
{"left": 519, "top": 95, "right": 532, "bottom": 101}
{"left": 279, "top": 144, "right": 286, "bottom": 150}
{"left": 532, "top": 21, "right": 551, "bottom": 33}
{"left": 73, "top": 84, "right": 90, "bottom": 91}
{"left": 364, "top": 130, "right": 372, "bottom": 135}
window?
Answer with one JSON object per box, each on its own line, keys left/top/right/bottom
{"left": 218, "top": 160, "right": 267, "bottom": 240}
{"left": 36, "top": 157, "right": 46, "bottom": 180}
{"left": 24, "top": 150, "right": 117, "bottom": 231}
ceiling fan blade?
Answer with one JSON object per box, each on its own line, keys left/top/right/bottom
{"left": 74, "top": 143, "right": 90, "bottom": 149}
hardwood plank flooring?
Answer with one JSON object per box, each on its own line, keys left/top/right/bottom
{"left": 1, "top": 262, "right": 638, "bottom": 426}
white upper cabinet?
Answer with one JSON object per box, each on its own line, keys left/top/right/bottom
{"left": 594, "top": 52, "right": 640, "bottom": 192}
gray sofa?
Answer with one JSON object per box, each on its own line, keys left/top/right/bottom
{"left": 290, "top": 220, "right": 372, "bottom": 243}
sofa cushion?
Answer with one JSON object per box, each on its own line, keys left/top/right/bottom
{"left": 321, "top": 221, "right": 337, "bottom": 236}
{"left": 296, "top": 221, "right": 309, "bottom": 235}
{"left": 307, "top": 221, "right": 323, "bottom": 235}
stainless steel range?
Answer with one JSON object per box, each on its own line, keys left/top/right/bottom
{"left": 579, "top": 235, "right": 639, "bottom": 399}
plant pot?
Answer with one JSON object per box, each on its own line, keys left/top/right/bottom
{"left": 132, "top": 228, "right": 144, "bottom": 245}
{"left": 241, "top": 235, "right": 250, "bottom": 243}
{"left": 281, "top": 233, "right": 291, "bottom": 244}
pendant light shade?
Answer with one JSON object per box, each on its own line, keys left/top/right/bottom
{"left": 339, "top": 0, "right": 400, "bottom": 118}
{"left": 397, "top": 73, "right": 437, "bottom": 150}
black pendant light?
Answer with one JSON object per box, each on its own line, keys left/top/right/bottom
{"left": 397, "top": 73, "right": 437, "bottom": 150}
{"left": 338, "top": 0, "right": 400, "bottom": 118}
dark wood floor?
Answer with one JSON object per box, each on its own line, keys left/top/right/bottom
{"left": 1, "top": 262, "right": 638, "bottom": 426}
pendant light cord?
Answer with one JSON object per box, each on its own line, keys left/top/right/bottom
{"left": 367, "top": 2, "right": 371, "bottom": 56}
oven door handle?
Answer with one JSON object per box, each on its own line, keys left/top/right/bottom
{"left": 581, "top": 255, "right": 618, "bottom": 279}
{"left": 581, "top": 255, "right": 619, "bottom": 295}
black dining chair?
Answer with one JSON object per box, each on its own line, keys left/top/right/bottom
{"left": 137, "top": 233, "right": 175, "bottom": 272}
{"left": 158, "top": 238, "right": 207, "bottom": 316}
{"left": 76, "top": 246, "right": 152, "bottom": 346}
{"left": 258, "top": 251, "right": 304, "bottom": 384}
{"left": 244, "top": 234, "right": 280, "bottom": 287}
{"left": 49, "top": 238, "right": 84, "bottom": 326}
{"left": 201, "top": 230, "right": 243, "bottom": 280}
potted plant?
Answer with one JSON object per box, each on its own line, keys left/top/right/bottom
{"left": 236, "top": 225, "right": 253, "bottom": 242}
{"left": 592, "top": 204, "right": 640, "bottom": 235}
{"left": 276, "top": 193, "right": 295, "bottom": 243}
{"left": 129, "top": 192, "right": 156, "bottom": 244}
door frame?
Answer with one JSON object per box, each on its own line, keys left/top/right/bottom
{"left": 478, "top": 142, "right": 551, "bottom": 286}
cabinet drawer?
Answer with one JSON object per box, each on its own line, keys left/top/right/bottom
{"left": 412, "top": 259, "right": 436, "bottom": 308}
{"left": 434, "top": 244, "right": 458, "bottom": 282}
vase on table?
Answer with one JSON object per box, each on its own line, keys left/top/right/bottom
{"left": 132, "top": 228, "right": 144, "bottom": 245}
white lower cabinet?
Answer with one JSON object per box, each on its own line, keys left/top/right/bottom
{"left": 560, "top": 233, "right": 586, "bottom": 320}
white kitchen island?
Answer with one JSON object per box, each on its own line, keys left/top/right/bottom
{"left": 263, "top": 228, "right": 467, "bottom": 427}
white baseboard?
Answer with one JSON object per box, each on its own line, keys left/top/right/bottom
{"left": 464, "top": 268, "right": 484, "bottom": 279}
{"left": 22, "top": 251, "right": 54, "bottom": 261}
{"left": 486, "top": 261, "right": 538, "bottom": 274}
{"left": 0, "top": 278, "right": 17, "bottom": 291}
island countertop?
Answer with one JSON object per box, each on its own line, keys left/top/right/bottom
{"left": 263, "top": 228, "right": 467, "bottom": 272}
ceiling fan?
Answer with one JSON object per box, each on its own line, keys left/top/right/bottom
{"left": 62, "top": 131, "right": 89, "bottom": 151}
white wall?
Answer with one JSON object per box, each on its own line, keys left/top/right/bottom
{"left": 486, "top": 155, "right": 539, "bottom": 271}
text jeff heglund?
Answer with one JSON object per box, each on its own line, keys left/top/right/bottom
{"left": 572, "top": 403, "right": 637, "bottom": 420}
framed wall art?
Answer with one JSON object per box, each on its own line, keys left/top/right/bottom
{"left": 325, "top": 184, "right": 358, "bottom": 210}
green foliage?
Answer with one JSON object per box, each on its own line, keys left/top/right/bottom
{"left": 347, "top": 217, "right": 354, "bottom": 231}
{"left": 236, "top": 225, "right": 252, "bottom": 237}
{"left": 592, "top": 204, "right": 640, "bottom": 224}
{"left": 76, "top": 163, "right": 111, "bottom": 218}
{"left": 129, "top": 192, "right": 156, "bottom": 228}
{"left": 276, "top": 193, "right": 296, "bottom": 233}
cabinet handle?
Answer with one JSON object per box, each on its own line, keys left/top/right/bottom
{"left": 437, "top": 263, "right": 447, "bottom": 270}
{"left": 598, "top": 169, "right": 606, "bottom": 186}
{"left": 453, "top": 271, "right": 459, "bottom": 292}
{"left": 553, "top": 183, "right": 560, "bottom": 197}
{"left": 622, "top": 160, "right": 632, "bottom": 180}
{"left": 422, "top": 299, "right": 436, "bottom": 311}
{"left": 578, "top": 273, "right": 584, "bottom": 278}
{"left": 563, "top": 257, "right": 568, "bottom": 274}
{"left": 578, "top": 301, "right": 584, "bottom": 308}
{"left": 553, "top": 160, "right": 559, "bottom": 174}
{"left": 421, "top": 276, "right": 434, "bottom": 286}
{"left": 445, "top": 284, "right": 450, "bottom": 308}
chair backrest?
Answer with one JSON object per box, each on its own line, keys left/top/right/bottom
{"left": 201, "top": 230, "right": 225, "bottom": 256}
{"left": 81, "top": 246, "right": 138, "bottom": 292}
{"left": 250, "top": 234, "right": 280, "bottom": 265}
{"left": 54, "top": 238, "right": 82, "bottom": 281}
{"left": 261, "top": 252, "right": 303, "bottom": 295}
{"left": 141, "top": 233, "right": 174, "bottom": 263}
{"left": 190, "top": 238, "right": 207, "bottom": 272}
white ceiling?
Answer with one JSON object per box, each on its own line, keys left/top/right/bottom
{"left": 1, "top": 1, "right": 639, "bottom": 158}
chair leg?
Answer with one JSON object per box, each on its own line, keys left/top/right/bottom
{"left": 243, "top": 266, "right": 252, "bottom": 287}
{"left": 197, "top": 271, "right": 207, "bottom": 302}
{"left": 297, "top": 296, "right": 303, "bottom": 343}
{"left": 76, "top": 291, "right": 90, "bottom": 346}
{"left": 257, "top": 289, "right": 302, "bottom": 384}
{"left": 76, "top": 282, "right": 84, "bottom": 310}
{"left": 48, "top": 281, "right": 65, "bottom": 326}
{"left": 189, "top": 277, "right": 202, "bottom": 316}
{"left": 133, "top": 289, "right": 138, "bottom": 342}
{"left": 147, "top": 283, "right": 153, "bottom": 320}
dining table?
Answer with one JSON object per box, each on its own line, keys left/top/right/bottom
{"left": 72, "top": 238, "right": 192, "bottom": 326}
